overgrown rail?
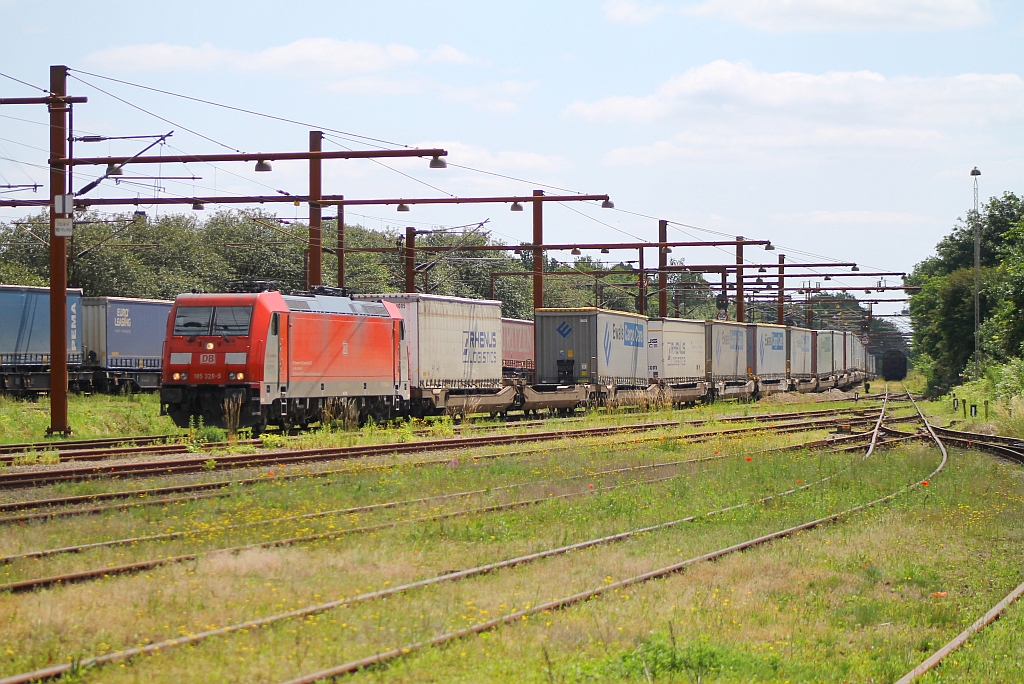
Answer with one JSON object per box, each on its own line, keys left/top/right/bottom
{"left": 0, "top": 390, "right": 898, "bottom": 684}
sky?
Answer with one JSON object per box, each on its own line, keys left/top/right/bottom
{"left": 2, "top": 0, "right": 1023, "bottom": 322}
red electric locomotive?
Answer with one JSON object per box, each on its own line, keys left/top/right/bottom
{"left": 160, "top": 290, "right": 409, "bottom": 432}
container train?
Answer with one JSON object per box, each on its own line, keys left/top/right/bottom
{"left": 158, "top": 290, "right": 876, "bottom": 432}
{"left": 0, "top": 285, "right": 172, "bottom": 395}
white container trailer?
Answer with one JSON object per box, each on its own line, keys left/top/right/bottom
{"left": 647, "top": 318, "right": 708, "bottom": 404}
{"left": 647, "top": 318, "right": 705, "bottom": 380}
{"left": 708, "top": 321, "right": 749, "bottom": 381}
{"left": 752, "top": 324, "right": 788, "bottom": 380}
{"left": 534, "top": 308, "right": 648, "bottom": 388}
{"left": 788, "top": 327, "right": 814, "bottom": 378}
{"left": 815, "top": 330, "right": 836, "bottom": 377}
{"left": 351, "top": 294, "right": 513, "bottom": 416}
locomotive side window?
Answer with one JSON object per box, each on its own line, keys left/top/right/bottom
{"left": 270, "top": 312, "right": 279, "bottom": 336}
{"left": 213, "top": 306, "right": 253, "bottom": 336}
{"left": 173, "top": 306, "right": 214, "bottom": 336}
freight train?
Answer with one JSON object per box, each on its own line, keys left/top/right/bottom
{"left": 0, "top": 285, "right": 173, "bottom": 395}
{"left": 159, "top": 290, "right": 877, "bottom": 432}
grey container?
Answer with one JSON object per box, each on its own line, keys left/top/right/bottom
{"left": 0, "top": 285, "right": 84, "bottom": 367}
{"left": 787, "top": 327, "right": 814, "bottom": 378}
{"left": 707, "top": 321, "right": 750, "bottom": 381}
{"left": 815, "top": 330, "right": 836, "bottom": 376}
{"left": 751, "top": 323, "right": 788, "bottom": 379}
{"left": 82, "top": 297, "right": 173, "bottom": 371}
{"left": 534, "top": 308, "right": 649, "bottom": 387}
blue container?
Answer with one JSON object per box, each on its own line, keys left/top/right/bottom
{"left": 82, "top": 297, "right": 172, "bottom": 370}
{"left": 0, "top": 285, "right": 84, "bottom": 367}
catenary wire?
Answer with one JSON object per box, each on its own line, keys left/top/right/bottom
{"left": 69, "top": 75, "right": 242, "bottom": 154}
{"left": 68, "top": 68, "right": 414, "bottom": 150}
{"left": 0, "top": 71, "right": 50, "bottom": 93}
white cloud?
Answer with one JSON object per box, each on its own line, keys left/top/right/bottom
{"left": 326, "top": 78, "right": 537, "bottom": 114}
{"left": 414, "top": 141, "right": 572, "bottom": 173}
{"left": 85, "top": 38, "right": 477, "bottom": 75}
{"left": 329, "top": 77, "right": 427, "bottom": 97}
{"left": 684, "top": 0, "right": 991, "bottom": 31}
{"left": 567, "top": 60, "right": 1024, "bottom": 165}
{"left": 603, "top": 126, "right": 944, "bottom": 164}
{"left": 440, "top": 80, "right": 539, "bottom": 114}
{"left": 774, "top": 210, "right": 932, "bottom": 226}
{"left": 603, "top": 1, "right": 665, "bottom": 23}
{"left": 566, "top": 60, "right": 1024, "bottom": 127}
{"left": 429, "top": 44, "right": 478, "bottom": 65}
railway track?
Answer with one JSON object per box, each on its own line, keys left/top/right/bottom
{"left": 0, "top": 402, "right": 884, "bottom": 467}
{"left": 0, "top": 408, "right": 913, "bottom": 519}
{"left": 0, "top": 407, "right": 905, "bottom": 490}
{"left": 0, "top": 418, "right": 895, "bottom": 592}
{"left": 274, "top": 388, "right": 952, "bottom": 684}
{"left": 930, "top": 425, "right": 1024, "bottom": 463}
{"left": 0, "top": 391, "right": 900, "bottom": 684}
{"left": 0, "top": 413, "right": 891, "bottom": 525}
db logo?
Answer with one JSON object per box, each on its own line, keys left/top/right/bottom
{"left": 200, "top": 354, "right": 216, "bottom": 364}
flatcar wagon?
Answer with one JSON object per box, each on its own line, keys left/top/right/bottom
{"left": 160, "top": 290, "right": 407, "bottom": 432}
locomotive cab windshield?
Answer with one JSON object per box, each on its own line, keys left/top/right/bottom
{"left": 173, "top": 306, "right": 252, "bottom": 339}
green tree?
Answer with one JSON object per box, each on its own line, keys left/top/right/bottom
{"left": 907, "top": 192, "right": 1024, "bottom": 392}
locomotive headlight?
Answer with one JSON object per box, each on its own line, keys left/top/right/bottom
{"left": 172, "top": 372, "right": 181, "bottom": 380}
{"left": 181, "top": 372, "right": 188, "bottom": 380}
{"left": 205, "top": 342, "right": 215, "bottom": 350}
{"left": 228, "top": 373, "right": 236, "bottom": 380}
{"left": 236, "top": 372, "right": 244, "bottom": 380}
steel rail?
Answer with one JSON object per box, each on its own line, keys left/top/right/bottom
{"left": 4, "top": 420, "right": 891, "bottom": 561}
{"left": 894, "top": 581, "right": 1024, "bottom": 684}
{"left": 0, "top": 411, "right": 906, "bottom": 533}
{"left": 0, "top": 402, "right": 881, "bottom": 461}
{"left": 0, "top": 442, "right": 193, "bottom": 465}
{"left": 0, "top": 411, "right": 895, "bottom": 489}
{"left": 0, "top": 469, "right": 695, "bottom": 593}
{"left": 0, "top": 410, "right": 878, "bottom": 518}
{"left": 0, "top": 422, "right": 676, "bottom": 488}
{"left": 0, "top": 434, "right": 174, "bottom": 455}
{"left": 274, "top": 394, "right": 952, "bottom": 684}
{"left": 0, "top": 424, "right": 888, "bottom": 589}
{"left": 894, "top": 388, "right": 1024, "bottom": 683}
{"left": 0, "top": 397, "right": 891, "bottom": 684}
{"left": 932, "top": 425, "right": 1024, "bottom": 449}
{"left": 1, "top": 447, "right": 750, "bottom": 564}
{"left": 0, "top": 492, "right": 226, "bottom": 525}
{"left": 930, "top": 426, "right": 1024, "bottom": 464}
{"left": 0, "top": 414, "right": 876, "bottom": 526}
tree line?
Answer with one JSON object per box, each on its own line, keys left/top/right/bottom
{"left": 906, "top": 192, "right": 1024, "bottom": 394}
{"left": 0, "top": 209, "right": 899, "bottom": 348}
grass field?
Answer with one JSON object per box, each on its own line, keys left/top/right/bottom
{"left": 1, "top": 392, "right": 1021, "bottom": 683}
{"left": 0, "top": 392, "right": 177, "bottom": 444}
